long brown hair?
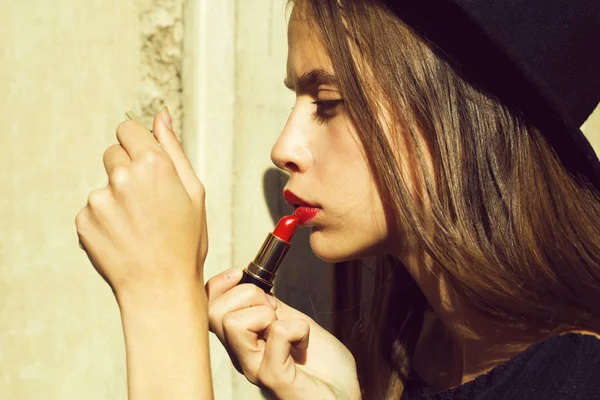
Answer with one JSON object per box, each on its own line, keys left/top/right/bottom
{"left": 290, "top": 0, "right": 600, "bottom": 398}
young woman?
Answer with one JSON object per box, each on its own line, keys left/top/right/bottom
{"left": 76, "top": 0, "right": 600, "bottom": 399}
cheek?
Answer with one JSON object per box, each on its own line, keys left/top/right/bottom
{"left": 310, "top": 181, "right": 391, "bottom": 262}
{"left": 307, "top": 120, "right": 393, "bottom": 260}
{"left": 316, "top": 122, "right": 383, "bottom": 220}
{"left": 316, "top": 120, "right": 370, "bottom": 183}
{"left": 316, "top": 157, "right": 373, "bottom": 219}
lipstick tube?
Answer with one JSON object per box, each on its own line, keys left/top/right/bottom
{"left": 239, "top": 216, "right": 299, "bottom": 293}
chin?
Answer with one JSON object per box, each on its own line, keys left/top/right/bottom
{"left": 308, "top": 228, "right": 378, "bottom": 263}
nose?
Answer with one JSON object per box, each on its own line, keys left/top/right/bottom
{"left": 270, "top": 112, "right": 313, "bottom": 174}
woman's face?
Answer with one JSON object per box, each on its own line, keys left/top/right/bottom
{"left": 271, "top": 7, "right": 396, "bottom": 262}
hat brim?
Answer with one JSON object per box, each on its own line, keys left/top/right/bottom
{"left": 385, "top": 0, "right": 600, "bottom": 190}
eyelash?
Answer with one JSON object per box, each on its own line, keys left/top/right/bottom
{"left": 312, "top": 99, "right": 344, "bottom": 124}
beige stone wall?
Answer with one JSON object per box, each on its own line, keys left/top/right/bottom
{"left": 135, "top": 0, "right": 184, "bottom": 134}
{"left": 0, "top": 0, "right": 190, "bottom": 398}
{"left": 582, "top": 104, "right": 600, "bottom": 149}
{"left": 1, "top": 1, "right": 138, "bottom": 398}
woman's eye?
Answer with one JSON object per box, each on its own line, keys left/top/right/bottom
{"left": 312, "top": 99, "right": 344, "bottom": 124}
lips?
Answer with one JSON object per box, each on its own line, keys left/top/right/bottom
{"left": 283, "top": 189, "right": 320, "bottom": 224}
{"left": 283, "top": 190, "right": 316, "bottom": 208}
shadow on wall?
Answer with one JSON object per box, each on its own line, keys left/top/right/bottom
{"left": 262, "top": 168, "right": 333, "bottom": 332}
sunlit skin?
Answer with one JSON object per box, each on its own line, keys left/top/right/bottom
{"left": 273, "top": 5, "right": 600, "bottom": 390}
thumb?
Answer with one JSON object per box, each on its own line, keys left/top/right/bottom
{"left": 153, "top": 107, "right": 202, "bottom": 203}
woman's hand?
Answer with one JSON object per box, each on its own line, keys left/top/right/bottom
{"left": 206, "top": 269, "right": 361, "bottom": 400}
{"left": 75, "top": 108, "right": 208, "bottom": 298}
{"left": 75, "top": 109, "right": 214, "bottom": 400}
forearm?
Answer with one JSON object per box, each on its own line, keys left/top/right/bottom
{"left": 117, "top": 277, "right": 213, "bottom": 400}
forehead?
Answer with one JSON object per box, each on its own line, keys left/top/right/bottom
{"left": 286, "top": 4, "right": 334, "bottom": 78}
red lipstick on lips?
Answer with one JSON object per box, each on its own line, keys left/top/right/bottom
{"left": 283, "top": 190, "right": 320, "bottom": 224}
{"left": 238, "top": 216, "right": 300, "bottom": 293}
{"left": 293, "top": 206, "right": 319, "bottom": 223}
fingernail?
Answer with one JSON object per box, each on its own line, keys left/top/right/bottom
{"left": 223, "top": 268, "right": 242, "bottom": 279}
{"left": 161, "top": 106, "right": 172, "bottom": 130}
{"left": 266, "top": 294, "right": 278, "bottom": 309}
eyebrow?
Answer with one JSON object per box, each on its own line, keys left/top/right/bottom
{"left": 283, "top": 68, "right": 338, "bottom": 92}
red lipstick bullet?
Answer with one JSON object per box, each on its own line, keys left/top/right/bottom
{"left": 272, "top": 215, "right": 299, "bottom": 242}
{"left": 238, "top": 216, "right": 300, "bottom": 293}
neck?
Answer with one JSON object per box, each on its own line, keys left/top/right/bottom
{"left": 405, "top": 257, "right": 536, "bottom": 389}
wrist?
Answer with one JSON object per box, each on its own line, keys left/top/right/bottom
{"left": 116, "top": 274, "right": 206, "bottom": 316}
{"left": 115, "top": 274, "right": 213, "bottom": 400}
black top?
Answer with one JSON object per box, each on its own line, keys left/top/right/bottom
{"left": 401, "top": 333, "right": 600, "bottom": 400}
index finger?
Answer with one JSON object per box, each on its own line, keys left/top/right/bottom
{"left": 205, "top": 268, "right": 244, "bottom": 300}
{"left": 208, "top": 279, "right": 276, "bottom": 339}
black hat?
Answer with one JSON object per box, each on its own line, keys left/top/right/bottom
{"left": 385, "top": 0, "right": 600, "bottom": 191}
